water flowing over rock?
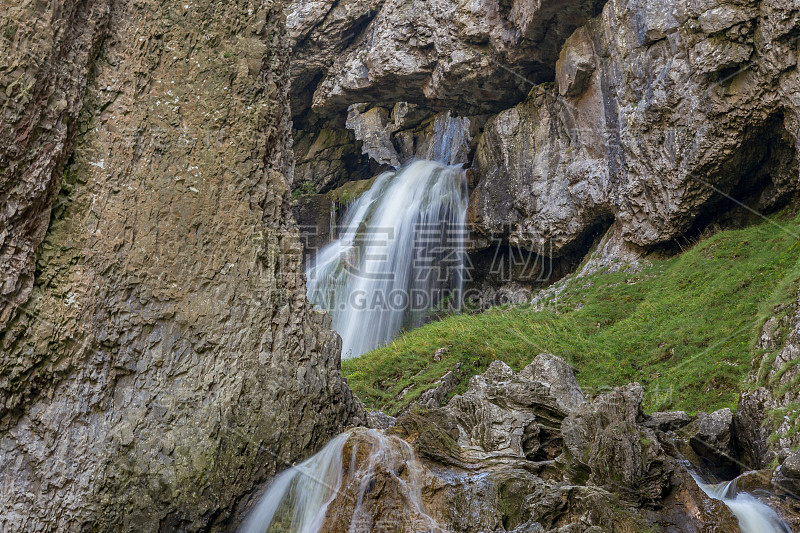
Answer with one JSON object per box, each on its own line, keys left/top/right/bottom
{"left": 694, "top": 476, "right": 792, "bottom": 533}
{"left": 0, "top": 1, "right": 364, "bottom": 530}
{"left": 241, "top": 355, "right": 787, "bottom": 531}
{"left": 306, "top": 160, "right": 468, "bottom": 358}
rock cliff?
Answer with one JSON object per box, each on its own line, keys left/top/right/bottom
{"left": 291, "top": 0, "right": 800, "bottom": 267}
{"left": 0, "top": 0, "right": 363, "bottom": 531}
{"left": 470, "top": 0, "right": 800, "bottom": 257}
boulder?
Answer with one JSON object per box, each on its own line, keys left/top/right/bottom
{"left": 643, "top": 411, "right": 693, "bottom": 432}
{"left": 561, "top": 383, "right": 673, "bottom": 504}
{"left": 774, "top": 452, "right": 800, "bottom": 497}
{"left": 689, "top": 408, "right": 739, "bottom": 478}
{"left": 519, "top": 353, "right": 587, "bottom": 412}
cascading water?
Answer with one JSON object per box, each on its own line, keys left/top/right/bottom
{"left": 238, "top": 428, "right": 441, "bottom": 533}
{"left": 238, "top": 433, "right": 350, "bottom": 533}
{"left": 305, "top": 160, "right": 468, "bottom": 358}
{"left": 694, "top": 475, "right": 791, "bottom": 532}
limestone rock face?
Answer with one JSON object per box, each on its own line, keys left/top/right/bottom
{"left": 690, "top": 409, "right": 736, "bottom": 464}
{"left": 288, "top": 0, "right": 607, "bottom": 116}
{"left": 470, "top": 0, "right": 800, "bottom": 256}
{"left": 562, "top": 383, "right": 673, "bottom": 505}
{"left": 0, "top": 1, "right": 363, "bottom": 531}
{"left": 290, "top": 0, "right": 800, "bottom": 267}
{"left": 0, "top": 0, "right": 111, "bottom": 330}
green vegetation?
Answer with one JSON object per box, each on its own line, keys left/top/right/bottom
{"left": 343, "top": 211, "right": 800, "bottom": 416}
{"left": 327, "top": 176, "right": 377, "bottom": 205}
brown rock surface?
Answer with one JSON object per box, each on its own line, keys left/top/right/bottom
{"left": 0, "top": 0, "right": 363, "bottom": 531}
{"left": 317, "top": 357, "right": 745, "bottom": 532}
{"left": 0, "top": 0, "right": 111, "bottom": 329}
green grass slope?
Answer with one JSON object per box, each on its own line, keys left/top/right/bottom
{"left": 342, "top": 211, "right": 800, "bottom": 416}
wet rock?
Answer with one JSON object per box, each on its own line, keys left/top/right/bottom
{"left": 373, "top": 360, "right": 746, "bottom": 531}
{"left": 411, "top": 111, "right": 473, "bottom": 166}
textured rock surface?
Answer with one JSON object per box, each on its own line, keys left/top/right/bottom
{"left": 286, "top": 0, "right": 606, "bottom": 201}
{"left": 292, "top": 121, "right": 372, "bottom": 193}
{"left": 0, "top": 0, "right": 111, "bottom": 330}
{"left": 469, "top": 0, "right": 800, "bottom": 256}
{"left": 0, "top": 1, "right": 364, "bottom": 531}
{"left": 562, "top": 383, "right": 673, "bottom": 505}
{"left": 688, "top": 408, "right": 739, "bottom": 478}
{"left": 690, "top": 409, "right": 735, "bottom": 461}
{"left": 319, "top": 357, "right": 746, "bottom": 532}
{"left": 737, "top": 289, "right": 800, "bottom": 468}
{"left": 289, "top": 0, "right": 607, "bottom": 116}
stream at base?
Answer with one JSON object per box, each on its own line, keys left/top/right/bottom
{"left": 238, "top": 429, "right": 440, "bottom": 533}
{"left": 694, "top": 475, "right": 790, "bottom": 533}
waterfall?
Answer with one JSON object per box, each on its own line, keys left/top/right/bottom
{"left": 238, "top": 429, "right": 441, "bottom": 533}
{"left": 306, "top": 160, "right": 468, "bottom": 358}
{"left": 238, "top": 433, "right": 349, "bottom": 533}
{"left": 694, "top": 476, "right": 791, "bottom": 533}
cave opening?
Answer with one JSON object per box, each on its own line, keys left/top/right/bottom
{"left": 667, "top": 110, "right": 799, "bottom": 253}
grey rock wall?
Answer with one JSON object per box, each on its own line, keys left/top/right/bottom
{"left": 0, "top": 0, "right": 364, "bottom": 531}
{"left": 469, "top": 0, "right": 800, "bottom": 256}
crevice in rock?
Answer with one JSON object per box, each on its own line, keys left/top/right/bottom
{"left": 464, "top": 216, "right": 613, "bottom": 309}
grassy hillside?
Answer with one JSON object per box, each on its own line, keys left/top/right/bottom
{"left": 342, "top": 210, "right": 800, "bottom": 416}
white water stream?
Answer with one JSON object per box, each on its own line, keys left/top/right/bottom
{"left": 238, "top": 433, "right": 349, "bottom": 533}
{"left": 305, "top": 160, "right": 468, "bottom": 358}
{"left": 238, "top": 429, "right": 439, "bottom": 533}
{"left": 695, "top": 476, "right": 791, "bottom": 532}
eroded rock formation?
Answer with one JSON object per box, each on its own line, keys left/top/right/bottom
{"left": 289, "top": 0, "right": 607, "bottom": 116}
{"left": 0, "top": 1, "right": 363, "bottom": 531}
{"left": 469, "top": 0, "right": 800, "bottom": 256}
{"left": 317, "top": 356, "right": 769, "bottom": 531}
